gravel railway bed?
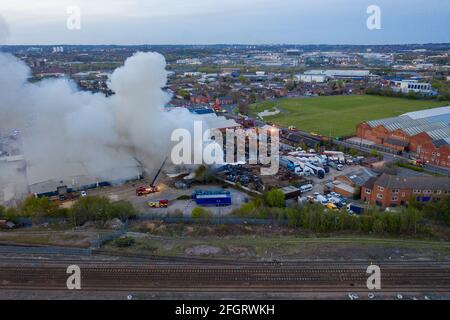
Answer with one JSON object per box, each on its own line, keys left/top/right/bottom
{"left": 0, "top": 246, "right": 448, "bottom": 296}
{"left": 2, "top": 247, "right": 450, "bottom": 268}
{"left": 1, "top": 263, "right": 449, "bottom": 294}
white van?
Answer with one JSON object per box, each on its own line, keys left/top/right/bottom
{"left": 300, "top": 184, "right": 313, "bottom": 193}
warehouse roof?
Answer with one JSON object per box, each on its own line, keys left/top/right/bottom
{"left": 433, "top": 139, "right": 449, "bottom": 148}
{"left": 365, "top": 106, "right": 450, "bottom": 148}
{"left": 370, "top": 173, "right": 450, "bottom": 190}
{"left": 342, "top": 167, "right": 377, "bottom": 186}
{"left": 426, "top": 127, "right": 450, "bottom": 141}
{"left": 367, "top": 106, "right": 450, "bottom": 130}
{"left": 402, "top": 106, "right": 450, "bottom": 122}
{"left": 23, "top": 139, "right": 144, "bottom": 195}
{"left": 305, "top": 69, "right": 372, "bottom": 77}
{"left": 334, "top": 182, "right": 355, "bottom": 194}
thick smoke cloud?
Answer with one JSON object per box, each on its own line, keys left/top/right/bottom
{"left": 0, "top": 16, "right": 9, "bottom": 45}
{"left": 0, "top": 51, "right": 198, "bottom": 184}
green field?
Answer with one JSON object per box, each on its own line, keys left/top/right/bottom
{"left": 249, "top": 95, "right": 447, "bottom": 137}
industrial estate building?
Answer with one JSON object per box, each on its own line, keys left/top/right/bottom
{"left": 356, "top": 106, "right": 450, "bottom": 169}
{"left": 362, "top": 173, "right": 449, "bottom": 208}
{"left": 392, "top": 80, "right": 437, "bottom": 96}
{"left": 296, "top": 69, "right": 379, "bottom": 83}
{"left": 26, "top": 156, "right": 144, "bottom": 197}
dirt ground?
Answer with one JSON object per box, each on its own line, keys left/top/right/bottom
{"left": 0, "top": 225, "right": 113, "bottom": 248}
{"left": 104, "top": 222, "right": 450, "bottom": 262}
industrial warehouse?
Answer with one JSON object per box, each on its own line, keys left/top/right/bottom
{"left": 0, "top": 112, "right": 242, "bottom": 204}
{"left": 356, "top": 106, "right": 450, "bottom": 168}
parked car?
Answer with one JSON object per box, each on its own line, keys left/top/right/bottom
{"left": 300, "top": 184, "right": 313, "bottom": 193}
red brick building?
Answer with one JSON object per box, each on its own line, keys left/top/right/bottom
{"left": 361, "top": 173, "right": 449, "bottom": 208}
{"left": 355, "top": 107, "right": 450, "bottom": 169}
{"left": 409, "top": 132, "right": 450, "bottom": 168}
{"left": 216, "top": 96, "right": 234, "bottom": 105}
{"left": 190, "top": 94, "right": 210, "bottom": 104}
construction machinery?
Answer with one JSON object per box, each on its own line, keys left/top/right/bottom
{"left": 136, "top": 157, "right": 167, "bottom": 196}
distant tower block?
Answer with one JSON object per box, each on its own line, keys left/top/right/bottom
{"left": 53, "top": 46, "right": 64, "bottom": 53}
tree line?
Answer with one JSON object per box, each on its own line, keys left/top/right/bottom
{"left": 232, "top": 189, "right": 450, "bottom": 235}
{"left": 0, "top": 196, "right": 136, "bottom": 226}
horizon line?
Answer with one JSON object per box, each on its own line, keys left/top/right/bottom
{"left": 2, "top": 42, "right": 450, "bottom": 47}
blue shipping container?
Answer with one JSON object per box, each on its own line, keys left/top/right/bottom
{"left": 192, "top": 190, "right": 230, "bottom": 198}
{"left": 195, "top": 194, "right": 232, "bottom": 206}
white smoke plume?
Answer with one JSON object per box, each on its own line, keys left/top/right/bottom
{"left": 0, "top": 51, "right": 199, "bottom": 189}
{"left": 0, "top": 15, "right": 9, "bottom": 45}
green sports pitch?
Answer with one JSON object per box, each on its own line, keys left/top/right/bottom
{"left": 249, "top": 95, "right": 448, "bottom": 138}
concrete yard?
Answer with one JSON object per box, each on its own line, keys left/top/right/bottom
{"left": 87, "top": 178, "right": 250, "bottom": 217}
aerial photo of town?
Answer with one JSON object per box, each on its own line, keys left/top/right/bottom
{"left": 0, "top": 0, "right": 449, "bottom": 309}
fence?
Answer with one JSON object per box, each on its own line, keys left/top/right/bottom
{"left": 14, "top": 217, "right": 66, "bottom": 227}
{"left": 9, "top": 215, "right": 290, "bottom": 251}
{"left": 90, "top": 220, "right": 129, "bottom": 248}
{"left": 131, "top": 214, "right": 288, "bottom": 226}
{"left": 12, "top": 217, "right": 129, "bottom": 249}
{"left": 13, "top": 215, "right": 289, "bottom": 228}
{"left": 337, "top": 139, "right": 401, "bottom": 155}
{"left": 0, "top": 244, "right": 92, "bottom": 256}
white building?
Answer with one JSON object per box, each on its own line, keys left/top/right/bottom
{"left": 296, "top": 69, "right": 378, "bottom": 82}
{"left": 295, "top": 74, "right": 328, "bottom": 83}
{"left": 176, "top": 58, "right": 202, "bottom": 65}
{"left": 393, "top": 80, "right": 437, "bottom": 96}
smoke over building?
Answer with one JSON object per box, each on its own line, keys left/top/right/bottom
{"left": 0, "top": 51, "right": 205, "bottom": 201}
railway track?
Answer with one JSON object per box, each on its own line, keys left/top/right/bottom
{"left": 1, "top": 263, "right": 449, "bottom": 294}
{"left": 1, "top": 254, "right": 450, "bottom": 268}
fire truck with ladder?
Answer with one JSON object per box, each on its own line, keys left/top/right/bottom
{"left": 136, "top": 158, "right": 167, "bottom": 196}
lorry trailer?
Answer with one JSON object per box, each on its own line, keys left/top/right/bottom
{"left": 192, "top": 190, "right": 232, "bottom": 206}
{"left": 346, "top": 203, "right": 365, "bottom": 214}
{"left": 304, "top": 163, "right": 325, "bottom": 179}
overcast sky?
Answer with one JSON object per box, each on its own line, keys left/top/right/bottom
{"left": 0, "top": 0, "right": 449, "bottom": 45}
